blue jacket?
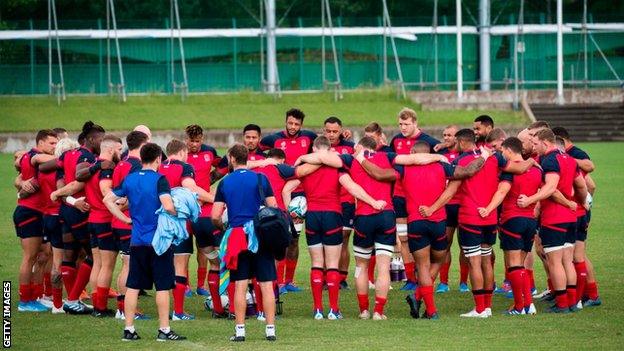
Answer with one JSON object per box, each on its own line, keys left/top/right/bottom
{"left": 152, "top": 187, "right": 201, "bottom": 255}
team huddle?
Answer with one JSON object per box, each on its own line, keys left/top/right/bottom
{"left": 12, "top": 107, "right": 602, "bottom": 342}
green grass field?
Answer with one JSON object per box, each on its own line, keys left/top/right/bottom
{"left": 0, "top": 91, "right": 526, "bottom": 132}
{"left": 2, "top": 143, "right": 623, "bottom": 350}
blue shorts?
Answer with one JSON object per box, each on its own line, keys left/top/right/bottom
{"left": 539, "top": 222, "right": 576, "bottom": 250}
{"left": 13, "top": 206, "right": 43, "bottom": 239}
{"left": 43, "top": 215, "right": 63, "bottom": 249}
{"left": 173, "top": 236, "right": 194, "bottom": 255}
{"left": 190, "top": 217, "right": 222, "bottom": 248}
{"left": 230, "top": 249, "right": 277, "bottom": 282}
{"left": 458, "top": 224, "right": 497, "bottom": 255}
{"left": 392, "top": 196, "right": 408, "bottom": 219}
{"left": 407, "top": 220, "right": 448, "bottom": 252}
{"left": 341, "top": 202, "right": 355, "bottom": 230}
{"left": 89, "top": 222, "right": 118, "bottom": 251}
{"left": 353, "top": 210, "right": 397, "bottom": 249}
{"left": 59, "top": 204, "right": 89, "bottom": 242}
{"left": 499, "top": 217, "right": 537, "bottom": 252}
{"left": 113, "top": 229, "right": 131, "bottom": 255}
{"left": 445, "top": 204, "right": 460, "bottom": 228}
{"left": 576, "top": 215, "right": 589, "bottom": 242}
{"left": 127, "top": 245, "right": 175, "bottom": 291}
{"left": 305, "top": 211, "right": 344, "bottom": 247}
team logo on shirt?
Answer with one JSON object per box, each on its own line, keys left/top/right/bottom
{"left": 250, "top": 156, "right": 256, "bottom": 160}
{"left": 204, "top": 154, "right": 210, "bottom": 162}
{"left": 301, "top": 139, "right": 307, "bottom": 148}
{"left": 396, "top": 141, "right": 403, "bottom": 150}
{"left": 281, "top": 141, "right": 287, "bottom": 149}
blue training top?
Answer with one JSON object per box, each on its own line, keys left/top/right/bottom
{"left": 215, "top": 168, "right": 273, "bottom": 227}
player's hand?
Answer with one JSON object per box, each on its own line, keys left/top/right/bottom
{"left": 355, "top": 150, "right": 365, "bottom": 163}
{"left": 372, "top": 200, "right": 387, "bottom": 211}
{"left": 419, "top": 205, "right": 433, "bottom": 218}
{"left": 517, "top": 194, "right": 531, "bottom": 208}
{"left": 478, "top": 207, "right": 490, "bottom": 218}
{"left": 437, "top": 154, "right": 450, "bottom": 164}
{"left": 479, "top": 146, "right": 492, "bottom": 160}
{"left": 342, "top": 129, "right": 353, "bottom": 140}
{"left": 100, "top": 160, "right": 116, "bottom": 170}
{"left": 433, "top": 143, "right": 445, "bottom": 152}
{"left": 21, "top": 178, "right": 38, "bottom": 194}
{"left": 293, "top": 156, "right": 304, "bottom": 166}
{"left": 122, "top": 216, "right": 132, "bottom": 225}
{"left": 50, "top": 190, "right": 60, "bottom": 202}
{"left": 567, "top": 201, "right": 578, "bottom": 211}
{"left": 75, "top": 198, "right": 90, "bottom": 212}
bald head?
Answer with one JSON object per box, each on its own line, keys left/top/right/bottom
{"left": 133, "top": 125, "right": 152, "bottom": 140}
{"left": 517, "top": 128, "right": 534, "bottom": 157}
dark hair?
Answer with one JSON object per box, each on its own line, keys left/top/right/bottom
{"left": 324, "top": 116, "right": 342, "bottom": 126}
{"left": 52, "top": 127, "right": 67, "bottom": 135}
{"left": 81, "top": 120, "right": 105, "bottom": 138}
{"left": 535, "top": 129, "right": 556, "bottom": 143}
{"left": 243, "top": 124, "right": 262, "bottom": 135}
{"left": 166, "top": 139, "right": 188, "bottom": 155}
{"left": 455, "top": 128, "right": 476, "bottom": 144}
{"left": 286, "top": 108, "right": 305, "bottom": 122}
{"left": 267, "top": 148, "right": 286, "bottom": 160}
{"left": 228, "top": 144, "right": 248, "bottom": 165}
{"left": 552, "top": 126, "right": 570, "bottom": 140}
{"left": 501, "top": 137, "right": 523, "bottom": 154}
{"left": 126, "top": 131, "right": 149, "bottom": 151}
{"left": 358, "top": 136, "right": 377, "bottom": 150}
{"left": 486, "top": 128, "right": 507, "bottom": 143}
{"left": 140, "top": 143, "right": 163, "bottom": 164}
{"left": 411, "top": 140, "right": 431, "bottom": 153}
{"left": 474, "top": 115, "right": 494, "bottom": 127}
{"left": 36, "top": 129, "right": 57, "bottom": 143}
{"left": 364, "top": 122, "right": 383, "bottom": 135}
{"left": 185, "top": 124, "right": 203, "bottom": 139}
{"left": 528, "top": 120, "right": 550, "bottom": 130}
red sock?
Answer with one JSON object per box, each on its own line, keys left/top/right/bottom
{"left": 508, "top": 268, "right": 524, "bottom": 311}
{"left": 227, "top": 282, "right": 235, "bottom": 314}
{"left": 276, "top": 260, "right": 286, "bottom": 285}
{"left": 459, "top": 261, "right": 469, "bottom": 284}
{"left": 420, "top": 285, "right": 436, "bottom": 316}
{"left": 522, "top": 269, "right": 533, "bottom": 308}
{"left": 90, "top": 291, "right": 98, "bottom": 308}
{"left": 197, "top": 267, "right": 207, "bottom": 289}
{"left": 472, "top": 290, "right": 485, "bottom": 313}
{"left": 310, "top": 268, "right": 324, "bottom": 310}
{"left": 96, "top": 286, "right": 109, "bottom": 310}
{"left": 68, "top": 261, "right": 92, "bottom": 301}
{"left": 252, "top": 279, "right": 264, "bottom": 313}
{"left": 43, "top": 272, "right": 52, "bottom": 296}
{"left": 585, "top": 281, "right": 599, "bottom": 300}
{"left": 526, "top": 269, "right": 535, "bottom": 290}
{"left": 373, "top": 296, "right": 387, "bottom": 315}
{"left": 339, "top": 270, "right": 348, "bottom": 283}
{"left": 285, "top": 258, "right": 298, "bottom": 284}
{"left": 326, "top": 269, "right": 340, "bottom": 311}
{"left": 357, "top": 293, "right": 369, "bottom": 312}
{"left": 566, "top": 285, "right": 577, "bottom": 307}
{"left": 116, "top": 295, "right": 125, "bottom": 312}
{"left": 439, "top": 261, "right": 450, "bottom": 284}
{"left": 368, "top": 256, "right": 376, "bottom": 283}
{"left": 574, "top": 262, "right": 588, "bottom": 303}
{"left": 555, "top": 290, "right": 568, "bottom": 309}
{"left": 60, "top": 264, "right": 76, "bottom": 296}
{"left": 52, "top": 287, "right": 63, "bottom": 309}
{"left": 32, "top": 283, "right": 44, "bottom": 299}
{"left": 19, "top": 284, "right": 32, "bottom": 303}
{"left": 414, "top": 286, "right": 422, "bottom": 300}
{"left": 404, "top": 262, "right": 416, "bottom": 283}
{"left": 207, "top": 270, "right": 224, "bottom": 313}
{"left": 547, "top": 278, "right": 554, "bottom": 292}
{"left": 484, "top": 289, "right": 493, "bottom": 308}
{"left": 173, "top": 276, "right": 187, "bottom": 315}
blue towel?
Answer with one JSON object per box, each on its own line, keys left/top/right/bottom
{"left": 218, "top": 220, "right": 257, "bottom": 294}
{"left": 152, "top": 187, "right": 201, "bottom": 255}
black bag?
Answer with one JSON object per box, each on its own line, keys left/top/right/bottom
{"left": 253, "top": 173, "right": 296, "bottom": 261}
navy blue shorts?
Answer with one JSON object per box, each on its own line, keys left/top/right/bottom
{"left": 59, "top": 204, "right": 89, "bottom": 242}
{"left": 499, "top": 217, "right": 537, "bottom": 252}
{"left": 445, "top": 204, "right": 460, "bottom": 228}
{"left": 353, "top": 210, "right": 397, "bottom": 249}
{"left": 576, "top": 214, "right": 589, "bottom": 242}
{"left": 458, "top": 224, "right": 497, "bottom": 251}
{"left": 127, "top": 245, "right": 175, "bottom": 291}
{"left": 90, "top": 222, "right": 118, "bottom": 251}
{"left": 539, "top": 222, "right": 576, "bottom": 251}
{"left": 392, "top": 196, "right": 408, "bottom": 219}
{"left": 407, "top": 220, "right": 448, "bottom": 252}
{"left": 190, "top": 217, "right": 222, "bottom": 248}
{"left": 341, "top": 202, "right": 355, "bottom": 230}
{"left": 13, "top": 206, "right": 43, "bottom": 239}
{"left": 43, "top": 215, "right": 63, "bottom": 249}
{"left": 113, "top": 229, "right": 131, "bottom": 255}
{"left": 173, "top": 236, "right": 194, "bottom": 255}
{"left": 230, "top": 249, "right": 277, "bottom": 282}
{"left": 305, "top": 211, "right": 344, "bottom": 247}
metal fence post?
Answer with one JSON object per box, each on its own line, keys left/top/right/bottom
{"left": 298, "top": 17, "right": 304, "bottom": 89}
{"left": 233, "top": 18, "right": 238, "bottom": 89}
{"left": 30, "top": 19, "right": 35, "bottom": 94}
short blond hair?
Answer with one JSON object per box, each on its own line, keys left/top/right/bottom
{"left": 398, "top": 107, "right": 417, "bottom": 122}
